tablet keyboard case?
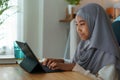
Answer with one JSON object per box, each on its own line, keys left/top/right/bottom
{"left": 20, "top": 57, "right": 45, "bottom": 73}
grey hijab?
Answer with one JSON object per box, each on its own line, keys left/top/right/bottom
{"left": 73, "top": 3, "right": 120, "bottom": 75}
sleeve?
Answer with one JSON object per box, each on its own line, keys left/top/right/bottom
{"left": 64, "top": 59, "right": 72, "bottom": 63}
{"left": 72, "top": 63, "right": 118, "bottom": 80}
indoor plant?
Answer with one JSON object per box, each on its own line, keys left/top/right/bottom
{"left": 65, "top": 0, "right": 81, "bottom": 5}
{"left": 0, "top": 0, "right": 13, "bottom": 25}
{"left": 65, "top": 0, "right": 81, "bottom": 14}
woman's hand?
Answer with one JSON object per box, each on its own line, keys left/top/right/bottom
{"left": 41, "top": 58, "right": 75, "bottom": 71}
{"left": 41, "top": 58, "right": 64, "bottom": 66}
{"left": 48, "top": 62, "right": 75, "bottom": 71}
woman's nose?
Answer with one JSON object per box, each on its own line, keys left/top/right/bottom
{"left": 77, "top": 27, "right": 82, "bottom": 32}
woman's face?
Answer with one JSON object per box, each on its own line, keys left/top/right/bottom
{"left": 75, "top": 16, "right": 90, "bottom": 40}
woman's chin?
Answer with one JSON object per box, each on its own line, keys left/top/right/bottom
{"left": 81, "top": 37, "right": 88, "bottom": 41}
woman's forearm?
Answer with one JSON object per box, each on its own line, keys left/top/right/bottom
{"left": 57, "top": 59, "right": 64, "bottom": 63}
{"left": 60, "top": 63, "right": 75, "bottom": 71}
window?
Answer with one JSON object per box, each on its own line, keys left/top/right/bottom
{"left": 0, "top": 0, "right": 22, "bottom": 56}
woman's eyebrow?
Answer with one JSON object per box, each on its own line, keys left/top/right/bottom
{"left": 75, "top": 19, "right": 85, "bottom": 24}
{"left": 79, "top": 20, "right": 85, "bottom": 23}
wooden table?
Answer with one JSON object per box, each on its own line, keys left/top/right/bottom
{"left": 0, "top": 64, "right": 92, "bottom": 80}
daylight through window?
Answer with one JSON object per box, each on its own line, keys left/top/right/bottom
{"left": 0, "top": 0, "right": 18, "bottom": 55}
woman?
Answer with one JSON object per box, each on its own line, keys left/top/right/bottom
{"left": 42, "top": 3, "right": 120, "bottom": 80}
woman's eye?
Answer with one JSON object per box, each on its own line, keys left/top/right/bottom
{"left": 75, "top": 23, "right": 78, "bottom": 26}
{"left": 80, "top": 23, "right": 85, "bottom": 26}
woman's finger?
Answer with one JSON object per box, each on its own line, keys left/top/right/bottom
{"left": 49, "top": 62, "right": 57, "bottom": 69}
{"left": 47, "top": 60, "right": 53, "bottom": 66}
{"left": 52, "top": 66, "right": 59, "bottom": 70}
{"left": 42, "top": 58, "right": 49, "bottom": 65}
